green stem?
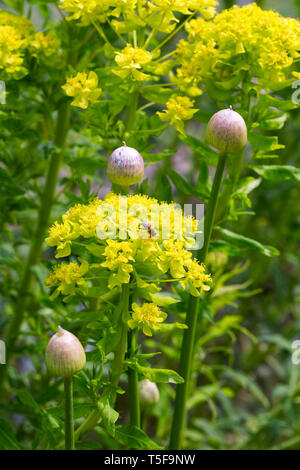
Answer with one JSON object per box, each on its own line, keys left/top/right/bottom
{"left": 111, "top": 184, "right": 130, "bottom": 195}
{"left": 169, "top": 153, "right": 227, "bottom": 450}
{"left": 0, "top": 101, "right": 70, "bottom": 389}
{"left": 198, "top": 153, "right": 227, "bottom": 263}
{"left": 215, "top": 149, "right": 245, "bottom": 225}
{"left": 128, "top": 329, "right": 140, "bottom": 427}
{"left": 125, "top": 90, "right": 139, "bottom": 132}
{"left": 64, "top": 376, "right": 75, "bottom": 450}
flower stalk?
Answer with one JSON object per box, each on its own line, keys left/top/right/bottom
{"left": 128, "top": 328, "right": 140, "bottom": 427}
{"left": 169, "top": 152, "right": 227, "bottom": 450}
{"left": 64, "top": 376, "right": 75, "bottom": 450}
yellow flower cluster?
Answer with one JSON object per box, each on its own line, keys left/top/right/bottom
{"left": 101, "top": 240, "right": 136, "bottom": 285}
{"left": 114, "top": 44, "right": 153, "bottom": 81}
{"left": 175, "top": 3, "right": 300, "bottom": 95}
{"left": 45, "top": 261, "right": 88, "bottom": 298}
{"left": 157, "top": 96, "right": 196, "bottom": 134}
{"left": 128, "top": 302, "right": 167, "bottom": 336}
{"left": 0, "top": 10, "right": 60, "bottom": 78}
{"left": 60, "top": 0, "right": 217, "bottom": 33}
{"left": 30, "top": 32, "right": 61, "bottom": 57}
{"left": 62, "top": 71, "right": 102, "bottom": 109}
{"left": 45, "top": 193, "right": 211, "bottom": 295}
{"left": 0, "top": 26, "right": 26, "bottom": 77}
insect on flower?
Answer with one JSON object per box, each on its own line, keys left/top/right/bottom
{"left": 139, "top": 221, "right": 157, "bottom": 238}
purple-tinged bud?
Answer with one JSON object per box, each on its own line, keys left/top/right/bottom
{"left": 107, "top": 142, "right": 144, "bottom": 186}
{"left": 206, "top": 106, "right": 247, "bottom": 154}
{"left": 46, "top": 326, "right": 86, "bottom": 378}
{"left": 139, "top": 379, "right": 160, "bottom": 407}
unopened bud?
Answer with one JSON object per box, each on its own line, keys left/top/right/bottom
{"left": 107, "top": 142, "right": 144, "bottom": 186}
{"left": 139, "top": 379, "right": 159, "bottom": 407}
{"left": 206, "top": 106, "right": 247, "bottom": 154}
{"left": 46, "top": 326, "right": 86, "bottom": 378}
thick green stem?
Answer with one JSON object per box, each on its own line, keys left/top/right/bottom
{"left": 64, "top": 376, "right": 75, "bottom": 450}
{"left": 215, "top": 149, "right": 245, "bottom": 224}
{"left": 125, "top": 90, "right": 139, "bottom": 132}
{"left": 128, "top": 329, "right": 140, "bottom": 427}
{"left": 111, "top": 184, "right": 130, "bottom": 195}
{"left": 0, "top": 101, "right": 70, "bottom": 389}
{"left": 169, "top": 153, "right": 227, "bottom": 450}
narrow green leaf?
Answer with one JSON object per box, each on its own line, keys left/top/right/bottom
{"left": 115, "top": 425, "right": 162, "bottom": 450}
{"left": 0, "top": 418, "right": 24, "bottom": 450}
{"left": 248, "top": 165, "right": 300, "bottom": 182}
{"left": 168, "top": 169, "right": 209, "bottom": 200}
{"left": 131, "top": 363, "right": 184, "bottom": 384}
{"left": 216, "top": 227, "right": 280, "bottom": 257}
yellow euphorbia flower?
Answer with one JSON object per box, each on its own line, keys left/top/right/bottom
{"left": 45, "top": 261, "right": 88, "bottom": 298}
{"left": 158, "top": 240, "right": 192, "bottom": 278}
{"left": 114, "top": 44, "right": 152, "bottom": 81}
{"left": 60, "top": 0, "right": 217, "bottom": 32}
{"left": 45, "top": 194, "right": 211, "bottom": 297}
{"left": 180, "top": 259, "right": 212, "bottom": 296}
{"left": 175, "top": 3, "right": 300, "bottom": 94}
{"left": 157, "top": 96, "right": 197, "bottom": 134}
{"left": 30, "top": 32, "right": 60, "bottom": 57}
{"left": 62, "top": 71, "right": 102, "bottom": 109}
{"left": 128, "top": 302, "right": 167, "bottom": 336}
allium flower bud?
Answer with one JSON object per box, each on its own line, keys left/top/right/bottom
{"left": 107, "top": 142, "right": 144, "bottom": 186}
{"left": 206, "top": 106, "right": 247, "bottom": 154}
{"left": 139, "top": 379, "right": 160, "bottom": 407}
{"left": 46, "top": 326, "right": 86, "bottom": 378}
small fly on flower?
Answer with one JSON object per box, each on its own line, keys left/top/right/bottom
{"left": 140, "top": 221, "right": 157, "bottom": 238}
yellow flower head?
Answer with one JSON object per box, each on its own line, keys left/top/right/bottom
{"left": 128, "top": 302, "right": 167, "bottom": 336}
{"left": 180, "top": 259, "right": 212, "bottom": 296}
{"left": 0, "top": 11, "right": 34, "bottom": 37}
{"left": 157, "top": 96, "right": 196, "bottom": 134}
{"left": 176, "top": 3, "right": 300, "bottom": 94}
{"left": 30, "top": 32, "right": 60, "bottom": 57}
{"left": 45, "top": 261, "right": 88, "bottom": 297}
{"left": 0, "top": 26, "right": 26, "bottom": 76}
{"left": 59, "top": 0, "right": 217, "bottom": 32}
{"left": 45, "top": 194, "right": 211, "bottom": 296}
{"left": 45, "top": 221, "right": 73, "bottom": 258}
{"left": 62, "top": 71, "right": 102, "bottom": 109}
{"left": 114, "top": 44, "right": 152, "bottom": 81}
{"left": 158, "top": 240, "right": 192, "bottom": 278}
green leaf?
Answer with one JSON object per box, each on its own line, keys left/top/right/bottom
{"left": 149, "top": 292, "right": 181, "bottom": 307}
{"left": 234, "top": 177, "right": 262, "bottom": 196}
{"left": 217, "top": 367, "right": 269, "bottom": 408}
{"left": 180, "top": 135, "right": 218, "bottom": 166}
{"left": 216, "top": 227, "right": 280, "bottom": 257}
{"left": 248, "top": 132, "right": 285, "bottom": 154}
{"left": 168, "top": 169, "right": 209, "bottom": 200}
{"left": 259, "top": 94, "right": 299, "bottom": 111}
{"left": 131, "top": 363, "right": 184, "bottom": 384}
{"left": 140, "top": 86, "right": 173, "bottom": 105}
{"left": 98, "top": 397, "right": 119, "bottom": 436}
{"left": 260, "top": 112, "right": 288, "bottom": 131}
{"left": 115, "top": 425, "right": 162, "bottom": 450}
{"left": 0, "top": 418, "right": 24, "bottom": 450}
{"left": 143, "top": 149, "right": 173, "bottom": 163}
{"left": 13, "top": 389, "right": 40, "bottom": 411}
{"left": 158, "top": 174, "right": 173, "bottom": 203}
{"left": 248, "top": 165, "right": 300, "bottom": 182}
{"left": 155, "top": 322, "right": 188, "bottom": 333}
